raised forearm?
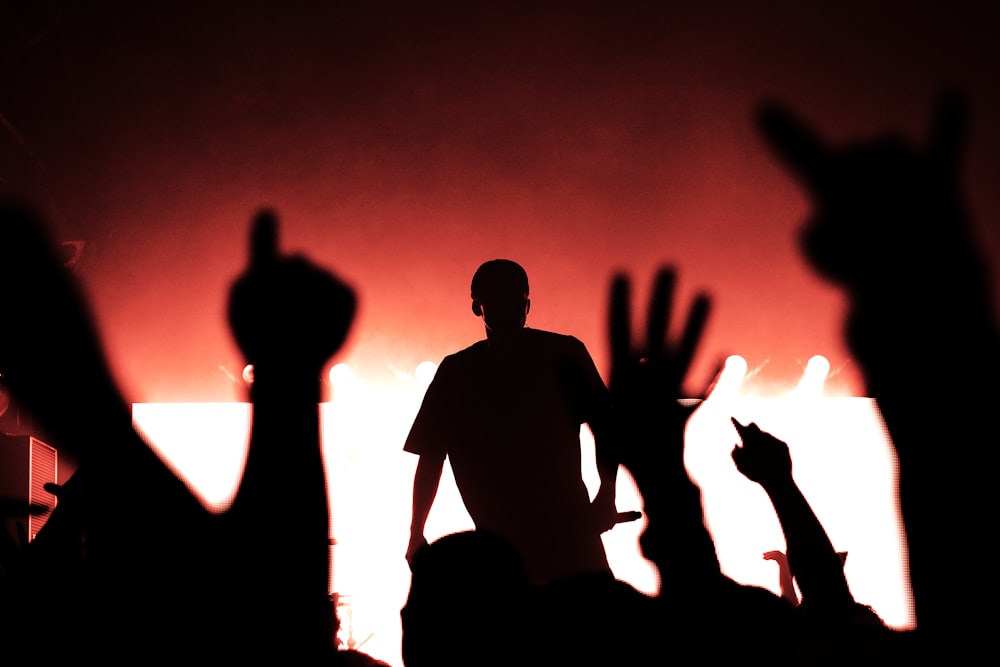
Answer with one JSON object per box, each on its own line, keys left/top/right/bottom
{"left": 761, "top": 477, "right": 852, "bottom": 612}
{"left": 236, "top": 372, "right": 329, "bottom": 570}
{"left": 241, "top": 371, "right": 325, "bottom": 508}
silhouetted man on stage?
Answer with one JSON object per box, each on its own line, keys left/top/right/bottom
{"left": 403, "top": 259, "right": 620, "bottom": 585}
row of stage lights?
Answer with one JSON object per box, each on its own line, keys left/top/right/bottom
{"left": 709, "top": 354, "right": 834, "bottom": 400}
{"left": 237, "top": 354, "right": 835, "bottom": 399}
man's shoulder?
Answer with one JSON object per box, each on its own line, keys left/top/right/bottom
{"left": 524, "top": 327, "right": 582, "bottom": 344}
{"left": 524, "top": 328, "right": 589, "bottom": 354}
{"left": 436, "top": 340, "right": 490, "bottom": 371}
{"left": 445, "top": 339, "right": 489, "bottom": 360}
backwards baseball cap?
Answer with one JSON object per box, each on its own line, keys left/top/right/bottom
{"left": 470, "top": 259, "right": 529, "bottom": 300}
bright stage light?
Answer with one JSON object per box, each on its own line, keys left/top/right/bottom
{"left": 721, "top": 354, "right": 748, "bottom": 386}
{"left": 704, "top": 355, "right": 748, "bottom": 402}
{"left": 414, "top": 361, "right": 437, "bottom": 387}
{"left": 329, "top": 363, "right": 357, "bottom": 390}
{"left": 790, "top": 355, "right": 830, "bottom": 399}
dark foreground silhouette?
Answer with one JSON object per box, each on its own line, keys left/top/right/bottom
{"left": 758, "top": 91, "right": 999, "bottom": 660}
{"left": 1, "top": 90, "right": 994, "bottom": 667}
{"left": 0, "top": 204, "right": 389, "bottom": 665}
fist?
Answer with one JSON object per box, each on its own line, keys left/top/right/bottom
{"left": 227, "top": 209, "right": 356, "bottom": 376}
{"left": 730, "top": 418, "right": 793, "bottom": 487}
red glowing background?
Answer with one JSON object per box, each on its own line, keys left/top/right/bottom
{"left": 5, "top": 3, "right": 998, "bottom": 664}
{"left": 3, "top": 1, "right": 998, "bottom": 404}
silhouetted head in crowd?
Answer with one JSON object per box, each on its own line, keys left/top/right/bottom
{"left": 471, "top": 259, "right": 530, "bottom": 339}
{"left": 401, "top": 530, "right": 530, "bottom": 667}
{"left": 531, "top": 570, "right": 661, "bottom": 665}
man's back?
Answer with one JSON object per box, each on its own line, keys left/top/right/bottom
{"left": 404, "top": 328, "right": 613, "bottom": 582}
{"left": 403, "top": 259, "right": 617, "bottom": 584}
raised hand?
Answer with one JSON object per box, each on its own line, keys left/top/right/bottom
{"left": 763, "top": 550, "right": 799, "bottom": 606}
{"left": 758, "top": 93, "right": 999, "bottom": 651}
{"left": 607, "top": 266, "right": 715, "bottom": 586}
{"left": 608, "top": 267, "right": 711, "bottom": 469}
{"left": 224, "top": 209, "right": 358, "bottom": 661}
{"left": 730, "top": 419, "right": 794, "bottom": 489}
{"left": 0, "top": 203, "right": 200, "bottom": 510}
{"left": 227, "top": 208, "right": 356, "bottom": 385}
{"left": 734, "top": 419, "right": 855, "bottom": 619}
{"left": 756, "top": 93, "right": 975, "bottom": 294}
{"left": 763, "top": 549, "right": 789, "bottom": 566}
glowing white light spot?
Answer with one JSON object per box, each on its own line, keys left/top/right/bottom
{"left": 706, "top": 354, "right": 748, "bottom": 401}
{"left": 414, "top": 361, "right": 438, "bottom": 386}
{"left": 791, "top": 355, "right": 830, "bottom": 399}
{"left": 724, "top": 354, "right": 749, "bottom": 375}
{"left": 241, "top": 364, "right": 254, "bottom": 384}
{"left": 329, "top": 363, "right": 356, "bottom": 388}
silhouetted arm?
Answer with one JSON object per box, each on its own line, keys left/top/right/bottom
{"left": 578, "top": 347, "right": 621, "bottom": 532}
{"left": 0, "top": 203, "right": 213, "bottom": 660}
{"left": 0, "top": 204, "right": 204, "bottom": 538}
{"left": 226, "top": 208, "right": 356, "bottom": 660}
{"left": 607, "top": 267, "right": 717, "bottom": 597}
{"left": 407, "top": 451, "right": 445, "bottom": 565}
{"left": 732, "top": 420, "right": 853, "bottom": 617}
{"left": 402, "top": 360, "right": 456, "bottom": 565}
{"left": 757, "top": 92, "right": 1000, "bottom": 648}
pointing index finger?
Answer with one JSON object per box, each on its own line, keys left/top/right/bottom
{"left": 610, "top": 273, "right": 632, "bottom": 369}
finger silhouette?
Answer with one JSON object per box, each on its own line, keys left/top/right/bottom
{"left": 927, "top": 91, "right": 967, "bottom": 180}
{"left": 677, "top": 293, "right": 710, "bottom": 384}
{"left": 610, "top": 273, "right": 632, "bottom": 369}
{"left": 756, "top": 102, "right": 830, "bottom": 195}
{"left": 250, "top": 208, "right": 280, "bottom": 268}
{"left": 645, "top": 268, "right": 675, "bottom": 357}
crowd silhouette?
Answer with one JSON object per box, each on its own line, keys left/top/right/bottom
{"left": 1, "top": 91, "right": 995, "bottom": 664}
